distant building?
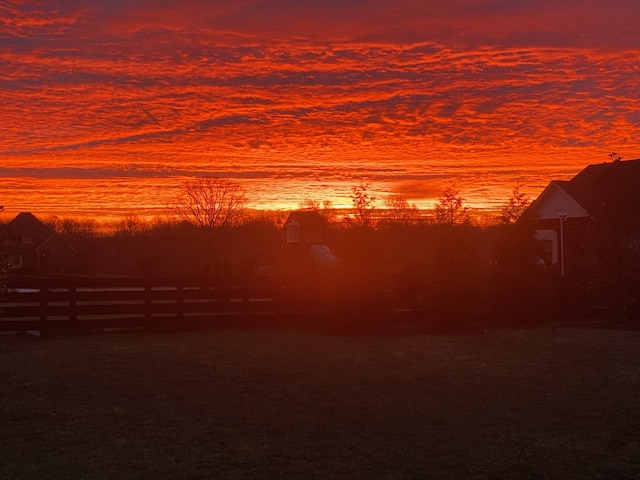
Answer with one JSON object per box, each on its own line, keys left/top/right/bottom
{"left": 284, "top": 210, "right": 328, "bottom": 245}
{"left": 2, "top": 212, "right": 79, "bottom": 273}
{"left": 523, "top": 158, "right": 640, "bottom": 274}
{"left": 283, "top": 210, "right": 337, "bottom": 268}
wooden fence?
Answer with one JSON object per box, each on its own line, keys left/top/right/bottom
{"left": 0, "top": 275, "right": 307, "bottom": 334}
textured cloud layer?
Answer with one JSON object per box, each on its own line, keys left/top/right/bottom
{"left": 1, "top": 0, "right": 639, "bottom": 218}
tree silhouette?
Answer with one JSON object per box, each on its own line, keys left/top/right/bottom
{"left": 172, "top": 177, "right": 247, "bottom": 228}
{"left": 299, "top": 198, "right": 337, "bottom": 223}
{"left": 500, "top": 185, "right": 530, "bottom": 224}
{"left": 115, "top": 213, "right": 145, "bottom": 237}
{"left": 350, "top": 181, "right": 376, "bottom": 227}
{"left": 382, "top": 195, "right": 420, "bottom": 226}
{"left": 434, "top": 184, "right": 469, "bottom": 226}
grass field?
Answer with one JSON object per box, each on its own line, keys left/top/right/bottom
{"left": 1, "top": 325, "right": 639, "bottom": 479}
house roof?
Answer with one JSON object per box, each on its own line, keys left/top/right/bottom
{"left": 36, "top": 232, "right": 79, "bottom": 256}
{"left": 6, "top": 212, "right": 52, "bottom": 244}
{"left": 526, "top": 158, "right": 640, "bottom": 220}
{"left": 528, "top": 181, "right": 589, "bottom": 220}
{"left": 561, "top": 158, "right": 640, "bottom": 214}
{"left": 283, "top": 210, "right": 328, "bottom": 244}
{"left": 284, "top": 210, "right": 327, "bottom": 229}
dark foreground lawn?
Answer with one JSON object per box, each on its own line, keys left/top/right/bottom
{"left": 1, "top": 326, "right": 639, "bottom": 479}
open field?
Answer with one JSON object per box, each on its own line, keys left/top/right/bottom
{"left": 1, "top": 326, "right": 639, "bottom": 479}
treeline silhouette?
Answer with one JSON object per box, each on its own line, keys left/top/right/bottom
{"left": 21, "top": 213, "right": 581, "bottom": 331}
{"left": 4, "top": 168, "right": 637, "bottom": 331}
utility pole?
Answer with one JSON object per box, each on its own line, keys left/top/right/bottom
{"left": 557, "top": 210, "right": 567, "bottom": 277}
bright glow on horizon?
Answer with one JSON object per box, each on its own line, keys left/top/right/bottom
{"left": 1, "top": 1, "right": 640, "bottom": 220}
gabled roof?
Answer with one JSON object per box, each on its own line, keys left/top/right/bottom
{"left": 6, "top": 212, "right": 52, "bottom": 244}
{"left": 1, "top": 238, "right": 18, "bottom": 251}
{"left": 562, "top": 158, "right": 640, "bottom": 214}
{"left": 284, "top": 210, "right": 327, "bottom": 229}
{"left": 36, "top": 233, "right": 79, "bottom": 256}
{"left": 525, "top": 158, "right": 640, "bottom": 221}
{"left": 526, "top": 180, "right": 589, "bottom": 220}
{"left": 284, "top": 210, "right": 327, "bottom": 244}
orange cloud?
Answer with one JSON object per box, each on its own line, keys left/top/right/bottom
{"left": 1, "top": 1, "right": 640, "bottom": 219}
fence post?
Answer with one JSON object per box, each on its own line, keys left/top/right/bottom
{"left": 69, "top": 284, "right": 77, "bottom": 323}
{"left": 273, "top": 286, "right": 281, "bottom": 318}
{"left": 242, "top": 287, "right": 250, "bottom": 318}
{"left": 39, "top": 285, "right": 48, "bottom": 335}
{"left": 145, "top": 281, "right": 152, "bottom": 324}
{"left": 177, "top": 280, "right": 184, "bottom": 322}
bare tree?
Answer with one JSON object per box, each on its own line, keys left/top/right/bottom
{"left": 114, "top": 213, "right": 146, "bottom": 236}
{"left": 434, "top": 183, "right": 470, "bottom": 226}
{"left": 500, "top": 185, "right": 530, "bottom": 224}
{"left": 299, "top": 198, "right": 337, "bottom": 223}
{"left": 172, "top": 177, "right": 247, "bottom": 228}
{"left": 382, "top": 195, "right": 420, "bottom": 226}
{"left": 350, "top": 181, "right": 376, "bottom": 227}
{"left": 55, "top": 217, "right": 101, "bottom": 237}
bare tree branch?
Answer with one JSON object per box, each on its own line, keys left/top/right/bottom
{"left": 382, "top": 195, "right": 420, "bottom": 226}
{"left": 172, "top": 177, "right": 247, "bottom": 228}
{"left": 299, "top": 198, "right": 337, "bottom": 223}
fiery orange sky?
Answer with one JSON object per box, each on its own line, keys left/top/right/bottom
{"left": 1, "top": 0, "right": 639, "bottom": 220}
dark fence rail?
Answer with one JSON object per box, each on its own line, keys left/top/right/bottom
{"left": 0, "top": 275, "right": 296, "bottom": 334}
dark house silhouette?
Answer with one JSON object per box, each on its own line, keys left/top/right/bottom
{"left": 281, "top": 210, "right": 337, "bottom": 274}
{"left": 523, "top": 158, "right": 640, "bottom": 274}
{"left": 3, "top": 212, "right": 79, "bottom": 273}
{"left": 284, "top": 210, "right": 328, "bottom": 245}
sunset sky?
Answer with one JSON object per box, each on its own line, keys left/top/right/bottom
{"left": 1, "top": 0, "right": 639, "bottom": 220}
